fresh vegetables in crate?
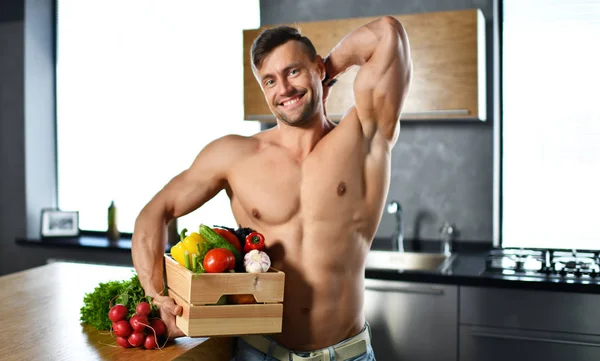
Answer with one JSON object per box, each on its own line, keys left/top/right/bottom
{"left": 166, "top": 222, "right": 276, "bottom": 307}
{"left": 169, "top": 223, "right": 272, "bottom": 276}
{"left": 164, "top": 222, "right": 285, "bottom": 336}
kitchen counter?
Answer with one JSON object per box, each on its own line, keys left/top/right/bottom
{"left": 0, "top": 262, "right": 232, "bottom": 361}
{"left": 365, "top": 250, "right": 600, "bottom": 294}
{"left": 17, "top": 234, "right": 600, "bottom": 294}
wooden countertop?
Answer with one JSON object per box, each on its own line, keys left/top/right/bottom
{"left": 0, "top": 262, "right": 233, "bottom": 361}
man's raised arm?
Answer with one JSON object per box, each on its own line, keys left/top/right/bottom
{"left": 323, "top": 16, "right": 412, "bottom": 144}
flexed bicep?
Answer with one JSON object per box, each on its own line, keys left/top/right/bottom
{"left": 353, "top": 16, "right": 412, "bottom": 143}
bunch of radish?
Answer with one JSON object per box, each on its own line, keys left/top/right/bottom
{"left": 108, "top": 302, "right": 167, "bottom": 349}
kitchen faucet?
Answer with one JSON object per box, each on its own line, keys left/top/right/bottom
{"left": 387, "top": 200, "right": 404, "bottom": 252}
{"left": 439, "top": 222, "right": 455, "bottom": 256}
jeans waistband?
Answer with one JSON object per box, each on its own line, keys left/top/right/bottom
{"left": 241, "top": 323, "right": 371, "bottom": 361}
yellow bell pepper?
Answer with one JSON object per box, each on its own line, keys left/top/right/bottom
{"left": 181, "top": 228, "right": 202, "bottom": 255}
{"left": 182, "top": 228, "right": 212, "bottom": 257}
{"left": 170, "top": 241, "right": 190, "bottom": 269}
{"left": 176, "top": 228, "right": 212, "bottom": 272}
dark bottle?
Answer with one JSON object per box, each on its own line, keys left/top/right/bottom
{"left": 107, "top": 201, "right": 120, "bottom": 241}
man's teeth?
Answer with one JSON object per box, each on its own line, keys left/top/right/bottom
{"left": 282, "top": 96, "right": 301, "bottom": 106}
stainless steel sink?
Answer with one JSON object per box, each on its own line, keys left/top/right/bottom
{"left": 365, "top": 250, "right": 456, "bottom": 272}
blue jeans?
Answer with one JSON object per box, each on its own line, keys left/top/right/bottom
{"left": 232, "top": 324, "right": 376, "bottom": 361}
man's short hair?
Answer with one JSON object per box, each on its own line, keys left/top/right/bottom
{"left": 250, "top": 25, "right": 318, "bottom": 71}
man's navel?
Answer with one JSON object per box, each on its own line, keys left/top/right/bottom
{"left": 337, "top": 181, "right": 346, "bottom": 196}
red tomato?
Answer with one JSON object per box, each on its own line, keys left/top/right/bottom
{"left": 203, "top": 248, "right": 235, "bottom": 273}
{"left": 213, "top": 227, "right": 242, "bottom": 253}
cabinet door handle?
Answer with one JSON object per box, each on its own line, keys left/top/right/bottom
{"left": 470, "top": 331, "right": 600, "bottom": 348}
{"left": 365, "top": 282, "right": 444, "bottom": 295}
{"left": 401, "top": 109, "right": 470, "bottom": 117}
{"left": 247, "top": 109, "right": 471, "bottom": 122}
{"left": 329, "top": 110, "right": 468, "bottom": 120}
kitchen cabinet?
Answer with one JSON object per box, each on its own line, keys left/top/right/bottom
{"left": 459, "top": 286, "right": 600, "bottom": 335}
{"left": 459, "top": 286, "right": 600, "bottom": 361}
{"left": 243, "top": 9, "right": 486, "bottom": 122}
{"left": 363, "top": 278, "right": 458, "bottom": 361}
{"left": 460, "top": 325, "right": 600, "bottom": 361}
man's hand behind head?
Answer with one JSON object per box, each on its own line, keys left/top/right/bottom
{"left": 322, "top": 82, "right": 331, "bottom": 118}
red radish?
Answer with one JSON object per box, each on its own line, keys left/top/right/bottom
{"left": 108, "top": 304, "right": 128, "bottom": 322}
{"left": 150, "top": 319, "right": 166, "bottom": 336}
{"left": 116, "top": 336, "right": 131, "bottom": 348}
{"left": 144, "top": 334, "right": 158, "bottom": 349}
{"left": 130, "top": 315, "right": 149, "bottom": 332}
{"left": 136, "top": 302, "right": 152, "bottom": 317}
{"left": 113, "top": 319, "right": 132, "bottom": 338}
{"left": 128, "top": 331, "right": 145, "bottom": 347}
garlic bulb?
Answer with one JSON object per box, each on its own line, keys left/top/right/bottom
{"left": 244, "top": 249, "right": 271, "bottom": 273}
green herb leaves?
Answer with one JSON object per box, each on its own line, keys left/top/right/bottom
{"left": 80, "top": 273, "right": 156, "bottom": 330}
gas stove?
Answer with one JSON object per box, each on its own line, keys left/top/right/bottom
{"left": 484, "top": 248, "right": 600, "bottom": 284}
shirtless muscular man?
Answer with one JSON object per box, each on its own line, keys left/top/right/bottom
{"left": 132, "top": 15, "right": 412, "bottom": 361}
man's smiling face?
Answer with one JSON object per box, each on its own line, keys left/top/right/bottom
{"left": 255, "top": 40, "right": 323, "bottom": 126}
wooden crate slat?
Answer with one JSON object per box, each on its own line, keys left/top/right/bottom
{"left": 165, "top": 254, "right": 285, "bottom": 304}
{"left": 165, "top": 254, "right": 193, "bottom": 301}
{"left": 185, "top": 310, "right": 283, "bottom": 337}
{"left": 189, "top": 303, "right": 283, "bottom": 319}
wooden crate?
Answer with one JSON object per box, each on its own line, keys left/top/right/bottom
{"left": 164, "top": 254, "right": 285, "bottom": 337}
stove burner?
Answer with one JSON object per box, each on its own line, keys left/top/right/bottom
{"left": 487, "top": 254, "right": 544, "bottom": 273}
{"left": 485, "top": 248, "right": 600, "bottom": 281}
{"left": 489, "top": 249, "right": 542, "bottom": 258}
{"left": 553, "top": 256, "right": 599, "bottom": 274}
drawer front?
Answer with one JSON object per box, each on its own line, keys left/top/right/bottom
{"left": 460, "top": 325, "right": 600, "bottom": 361}
{"left": 460, "top": 286, "right": 600, "bottom": 334}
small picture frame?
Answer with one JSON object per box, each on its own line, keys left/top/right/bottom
{"left": 40, "top": 209, "right": 80, "bottom": 238}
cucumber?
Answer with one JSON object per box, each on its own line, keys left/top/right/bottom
{"left": 198, "top": 224, "right": 242, "bottom": 264}
{"left": 196, "top": 239, "right": 212, "bottom": 265}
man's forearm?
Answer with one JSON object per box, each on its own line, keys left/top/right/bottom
{"left": 324, "top": 16, "right": 404, "bottom": 80}
{"left": 132, "top": 205, "right": 170, "bottom": 298}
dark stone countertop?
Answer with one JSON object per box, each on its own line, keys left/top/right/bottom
{"left": 17, "top": 234, "right": 600, "bottom": 294}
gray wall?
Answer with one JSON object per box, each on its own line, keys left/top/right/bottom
{"left": 260, "top": 0, "right": 496, "bottom": 243}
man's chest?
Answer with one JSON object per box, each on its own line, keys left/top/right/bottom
{"left": 227, "top": 136, "right": 368, "bottom": 226}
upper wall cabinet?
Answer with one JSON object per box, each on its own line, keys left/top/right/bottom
{"left": 243, "top": 9, "right": 486, "bottom": 122}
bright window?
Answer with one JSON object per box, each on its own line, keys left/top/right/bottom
{"left": 501, "top": 0, "right": 600, "bottom": 249}
{"left": 56, "top": 1, "right": 261, "bottom": 234}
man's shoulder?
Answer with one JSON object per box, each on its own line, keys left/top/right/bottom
{"left": 207, "top": 131, "right": 268, "bottom": 156}
{"left": 213, "top": 133, "right": 257, "bottom": 145}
